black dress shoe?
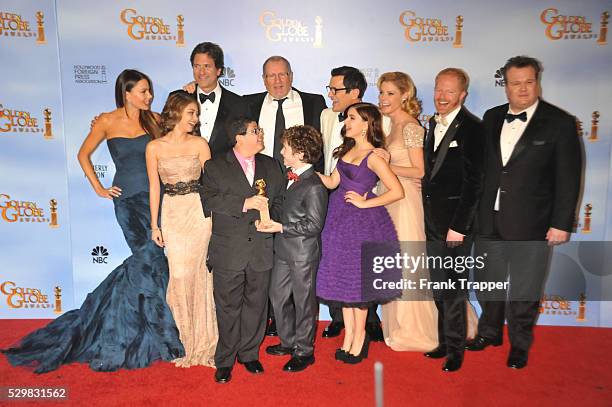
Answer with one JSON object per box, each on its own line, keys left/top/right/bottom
{"left": 424, "top": 346, "right": 447, "bottom": 359}
{"left": 214, "top": 367, "right": 232, "bottom": 383}
{"left": 265, "top": 319, "right": 278, "bottom": 337}
{"left": 465, "top": 336, "right": 503, "bottom": 351}
{"left": 507, "top": 348, "right": 528, "bottom": 369}
{"left": 283, "top": 355, "right": 315, "bottom": 372}
{"left": 365, "top": 322, "right": 384, "bottom": 342}
{"left": 442, "top": 354, "right": 463, "bottom": 372}
{"left": 322, "top": 321, "right": 344, "bottom": 338}
{"left": 240, "top": 360, "right": 264, "bottom": 374}
{"left": 266, "top": 344, "right": 293, "bottom": 356}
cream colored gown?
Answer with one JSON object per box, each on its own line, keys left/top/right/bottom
{"left": 379, "top": 123, "right": 477, "bottom": 352}
{"left": 159, "top": 156, "right": 218, "bottom": 367}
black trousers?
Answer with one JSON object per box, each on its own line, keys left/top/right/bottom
{"left": 269, "top": 258, "right": 318, "bottom": 356}
{"left": 426, "top": 238, "right": 472, "bottom": 355}
{"left": 213, "top": 265, "right": 271, "bottom": 368}
{"left": 474, "top": 217, "right": 550, "bottom": 352}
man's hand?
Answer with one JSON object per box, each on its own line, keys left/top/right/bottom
{"left": 446, "top": 229, "right": 465, "bottom": 248}
{"left": 183, "top": 81, "right": 196, "bottom": 93}
{"left": 546, "top": 227, "right": 570, "bottom": 246}
{"left": 244, "top": 195, "right": 268, "bottom": 211}
{"left": 256, "top": 219, "right": 282, "bottom": 233}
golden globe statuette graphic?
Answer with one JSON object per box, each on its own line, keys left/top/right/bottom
{"left": 49, "top": 199, "right": 59, "bottom": 228}
{"left": 453, "top": 15, "right": 463, "bottom": 48}
{"left": 589, "top": 111, "right": 599, "bottom": 142}
{"left": 43, "top": 108, "right": 53, "bottom": 139}
{"left": 313, "top": 16, "right": 323, "bottom": 48}
{"left": 54, "top": 286, "right": 62, "bottom": 314}
{"left": 598, "top": 11, "right": 609, "bottom": 45}
{"left": 576, "top": 293, "right": 586, "bottom": 321}
{"left": 254, "top": 179, "right": 270, "bottom": 224}
{"left": 176, "top": 15, "right": 184, "bottom": 47}
{"left": 36, "top": 11, "right": 46, "bottom": 44}
{"left": 581, "top": 204, "right": 592, "bottom": 233}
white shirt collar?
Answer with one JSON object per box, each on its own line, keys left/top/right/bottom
{"left": 291, "top": 163, "right": 312, "bottom": 176}
{"left": 197, "top": 82, "right": 221, "bottom": 97}
{"left": 437, "top": 105, "right": 461, "bottom": 128}
{"left": 265, "top": 88, "right": 296, "bottom": 104}
{"left": 508, "top": 99, "right": 539, "bottom": 119}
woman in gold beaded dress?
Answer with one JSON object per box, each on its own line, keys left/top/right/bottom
{"left": 146, "top": 91, "right": 218, "bottom": 367}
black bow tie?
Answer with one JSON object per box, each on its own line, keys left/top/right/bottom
{"left": 338, "top": 112, "right": 346, "bottom": 122}
{"left": 199, "top": 92, "right": 216, "bottom": 104}
{"left": 505, "top": 111, "right": 527, "bottom": 123}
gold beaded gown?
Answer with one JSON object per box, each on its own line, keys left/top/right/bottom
{"left": 159, "top": 155, "right": 218, "bottom": 367}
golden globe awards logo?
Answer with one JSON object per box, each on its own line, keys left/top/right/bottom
{"left": 259, "top": 11, "right": 323, "bottom": 48}
{"left": 539, "top": 294, "right": 584, "bottom": 321}
{"left": 399, "top": 11, "right": 463, "bottom": 46}
{"left": 0, "top": 194, "right": 60, "bottom": 226}
{"left": 540, "top": 8, "right": 609, "bottom": 44}
{"left": 119, "top": 8, "right": 184, "bottom": 46}
{"left": 0, "top": 281, "right": 57, "bottom": 310}
{"left": 0, "top": 10, "right": 46, "bottom": 43}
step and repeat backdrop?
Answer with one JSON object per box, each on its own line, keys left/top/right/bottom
{"left": 1, "top": 0, "right": 611, "bottom": 326}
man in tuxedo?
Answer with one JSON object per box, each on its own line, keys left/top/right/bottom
{"left": 467, "top": 56, "right": 581, "bottom": 369}
{"left": 201, "top": 117, "right": 284, "bottom": 383}
{"left": 318, "top": 66, "right": 384, "bottom": 342}
{"left": 257, "top": 125, "right": 328, "bottom": 372}
{"left": 187, "top": 42, "right": 247, "bottom": 157}
{"left": 244, "top": 55, "right": 326, "bottom": 335}
{"left": 244, "top": 55, "right": 327, "bottom": 170}
{"left": 421, "top": 68, "right": 484, "bottom": 372}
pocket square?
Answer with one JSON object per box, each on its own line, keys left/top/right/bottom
{"left": 449, "top": 140, "right": 459, "bottom": 147}
{"left": 532, "top": 140, "right": 547, "bottom": 146}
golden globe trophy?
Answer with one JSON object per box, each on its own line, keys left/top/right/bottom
{"left": 43, "top": 108, "right": 53, "bottom": 139}
{"left": 581, "top": 204, "right": 592, "bottom": 233}
{"left": 176, "top": 15, "right": 185, "bottom": 47}
{"left": 589, "top": 111, "right": 599, "bottom": 142}
{"left": 49, "top": 199, "right": 59, "bottom": 228}
{"left": 313, "top": 16, "right": 323, "bottom": 48}
{"left": 598, "top": 11, "right": 609, "bottom": 45}
{"left": 576, "top": 293, "right": 586, "bottom": 321}
{"left": 453, "top": 15, "right": 463, "bottom": 48}
{"left": 36, "top": 11, "right": 46, "bottom": 44}
{"left": 54, "top": 286, "right": 62, "bottom": 314}
{"left": 254, "top": 179, "right": 270, "bottom": 224}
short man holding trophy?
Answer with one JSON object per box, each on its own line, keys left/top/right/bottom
{"left": 201, "top": 117, "right": 284, "bottom": 383}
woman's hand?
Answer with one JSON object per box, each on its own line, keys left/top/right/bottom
{"left": 372, "top": 148, "right": 390, "bottom": 163}
{"left": 151, "top": 228, "right": 164, "bottom": 247}
{"left": 183, "top": 81, "right": 196, "bottom": 93}
{"left": 344, "top": 191, "right": 368, "bottom": 208}
{"left": 95, "top": 185, "right": 122, "bottom": 199}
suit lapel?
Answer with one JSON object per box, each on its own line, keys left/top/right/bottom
{"left": 209, "top": 86, "right": 227, "bottom": 147}
{"left": 505, "top": 102, "right": 545, "bottom": 166}
{"left": 227, "top": 151, "right": 255, "bottom": 193}
{"left": 287, "top": 166, "right": 314, "bottom": 192}
{"left": 424, "top": 117, "right": 436, "bottom": 175}
{"left": 430, "top": 110, "right": 464, "bottom": 180}
{"left": 297, "top": 88, "right": 312, "bottom": 125}
{"left": 491, "top": 108, "right": 506, "bottom": 167}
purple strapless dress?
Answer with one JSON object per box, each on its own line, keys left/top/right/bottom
{"left": 316, "top": 152, "right": 401, "bottom": 307}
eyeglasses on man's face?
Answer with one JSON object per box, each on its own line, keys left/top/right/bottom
{"left": 264, "top": 72, "right": 291, "bottom": 81}
{"left": 326, "top": 86, "right": 349, "bottom": 95}
{"left": 245, "top": 127, "right": 264, "bottom": 136}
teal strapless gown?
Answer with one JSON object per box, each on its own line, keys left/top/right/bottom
{"left": 2, "top": 134, "right": 184, "bottom": 373}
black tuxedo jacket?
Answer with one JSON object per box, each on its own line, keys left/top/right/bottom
{"left": 190, "top": 84, "right": 248, "bottom": 158}
{"left": 423, "top": 107, "right": 485, "bottom": 239}
{"left": 478, "top": 99, "right": 582, "bottom": 240}
{"left": 243, "top": 88, "right": 327, "bottom": 171}
{"left": 274, "top": 167, "right": 328, "bottom": 262}
{"left": 201, "top": 150, "right": 284, "bottom": 271}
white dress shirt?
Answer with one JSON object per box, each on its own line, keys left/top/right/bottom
{"left": 434, "top": 105, "right": 461, "bottom": 151}
{"left": 324, "top": 115, "right": 344, "bottom": 175}
{"left": 197, "top": 82, "right": 221, "bottom": 142}
{"left": 494, "top": 100, "right": 539, "bottom": 211}
{"left": 259, "top": 89, "right": 305, "bottom": 157}
{"left": 287, "top": 163, "right": 312, "bottom": 189}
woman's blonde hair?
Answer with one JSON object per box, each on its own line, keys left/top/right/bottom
{"left": 378, "top": 71, "right": 422, "bottom": 118}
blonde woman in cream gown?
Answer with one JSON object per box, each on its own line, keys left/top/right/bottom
{"left": 377, "top": 72, "right": 476, "bottom": 352}
{"left": 146, "top": 91, "right": 218, "bottom": 367}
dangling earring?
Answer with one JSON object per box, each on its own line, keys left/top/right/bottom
{"left": 361, "top": 128, "right": 367, "bottom": 137}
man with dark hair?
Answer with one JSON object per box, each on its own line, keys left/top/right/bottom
{"left": 468, "top": 55, "right": 581, "bottom": 369}
{"left": 318, "top": 66, "right": 384, "bottom": 342}
{"left": 257, "top": 125, "right": 328, "bottom": 373}
{"left": 186, "top": 42, "right": 247, "bottom": 157}
{"left": 244, "top": 55, "right": 326, "bottom": 336}
{"left": 422, "top": 67, "right": 484, "bottom": 372}
{"left": 202, "top": 117, "right": 284, "bottom": 383}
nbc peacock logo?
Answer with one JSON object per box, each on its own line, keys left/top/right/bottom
{"left": 91, "top": 246, "right": 109, "bottom": 264}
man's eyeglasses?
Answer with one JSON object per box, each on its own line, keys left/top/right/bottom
{"left": 264, "top": 72, "right": 291, "bottom": 81}
{"left": 326, "top": 86, "right": 349, "bottom": 95}
{"left": 244, "top": 127, "right": 264, "bottom": 136}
